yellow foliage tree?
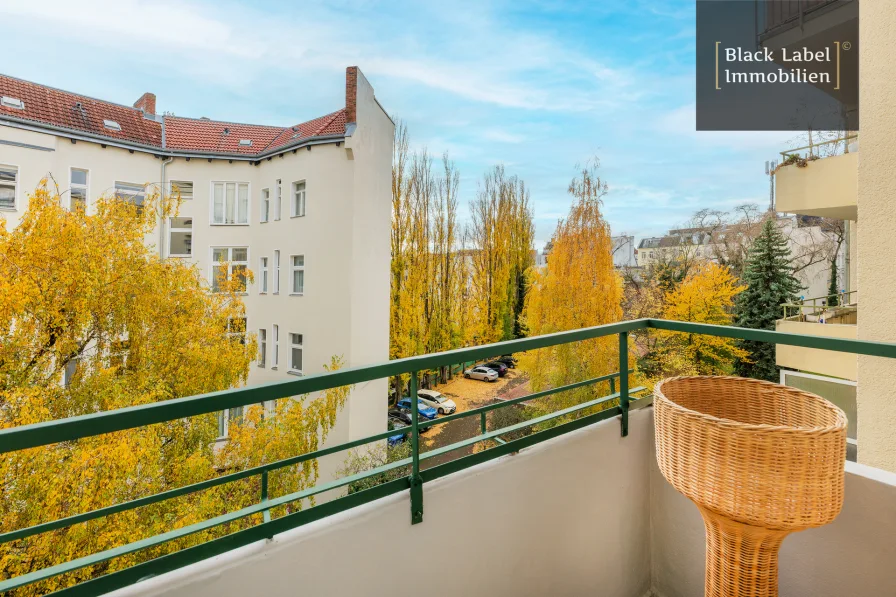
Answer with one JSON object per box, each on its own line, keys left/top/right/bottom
{"left": 522, "top": 161, "right": 623, "bottom": 412}
{"left": 0, "top": 185, "right": 349, "bottom": 594}
{"left": 651, "top": 261, "right": 748, "bottom": 377}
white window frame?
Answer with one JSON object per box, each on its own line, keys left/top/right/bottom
{"left": 259, "top": 256, "right": 269, "bottom": 293}
{"left": 290, "top": 254, "right": 305, "bottom": 295}
{"left": 0, "top": 164, "right": 19, "bottom": 211}
{"left": 274, "top": 180, "right": 282, "bottom": 221}
{"left": 217, "top": 406, "right": 244, "bottom": 439}
{"left": 226, "top": 317, "right": 247, "bottom": 344}
{"left": 168, "top": 216, "right": 193, "bottom": 258}
{"left": 272, "top": 324, "right": 279, "bottom": 368}
{"left": 288, "top": 333, "right": 303, "bottom": 375}
{"left": 273, "top": 250, "right": 281, "bottom": 294}
{"left": 260, "top": 188, "right": 270, "bottom": 223}
{"left": 70, "top": 167, "right": 89, "bottom": 211}
{"left": 210, "top": 181, "right": 250, "bottom": 225}
{"left": 170, "top": 180, "right": 194, "bottom": 201}
{"left": 291, "top": 181, "right": 306, "bottom": 217}
{"left": 210, "top": 247, "right": 249, "bottom": 293}
{"left": 258, "top": 328, "right": 267, "bottom": 367}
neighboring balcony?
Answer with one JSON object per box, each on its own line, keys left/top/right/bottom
{"left": 776, "top": 292, "right": 857, "bottom": 381}
{"left": 775, "top": 137, "right": 858, "bottom": 220}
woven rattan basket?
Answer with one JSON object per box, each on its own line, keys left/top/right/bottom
{"left": 654, "top": 376, "right": 847, "bottom": 597}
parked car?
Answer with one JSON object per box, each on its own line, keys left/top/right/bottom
{"left": 387, "top": 419, "right": 409, "bottom": 447}
{"left": 464, "top": 366, "right": 499, "bottom": 382}
{"left": 389, "top": 409, "right": 432, "bottom": 432}
{"left": 497, "top": 355, "right": 517, "bottom": 368}
{"left": 417, "top": 389, "right": 457, "bottom": 414}
{"left": 396, "top": 398, "right": 439, "bottom": 420}
{"left": 481, "top": 361, "right": 508, "bottom": 377}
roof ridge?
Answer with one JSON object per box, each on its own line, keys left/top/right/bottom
{"left": 165, "top": 113, "right": 286, "bottom": 130}
{"left": 0, "top": 72, "right": 145, "bottom": 114}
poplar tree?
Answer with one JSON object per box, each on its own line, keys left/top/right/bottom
{"left": 733, "top": 219, "right": 803, "bottom": 380}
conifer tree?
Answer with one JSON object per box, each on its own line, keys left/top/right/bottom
{"left": 827, "top": 260, "right": 840, "bottom": 307}
{"left": 734, "top": 219, "right": 803, "bottom": 380}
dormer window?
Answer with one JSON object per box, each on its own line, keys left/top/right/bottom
{"left": 1, "top": 96, "right": 24, "bottom": 110}
{"left": 103, "top": 120, "right": 121, "bottom": 132}
{"left": 238, "top": 139, "right": 252, "bottom": 147}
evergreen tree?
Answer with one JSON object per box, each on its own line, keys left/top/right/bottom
{"left": 827, "top": 260, "right": 840, "bottom": 307}
{"left": 734, "top": 219, "right": 803, "bottom": 380}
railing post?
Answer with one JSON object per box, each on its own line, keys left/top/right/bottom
{"left": 609, "top": 376, "right": 616, "bottom": 395}
{"left": 619, "top": 332, "right": 629, "bottom": 437}
{"left": 409, "top": 371, "right": 423, "bottom": 525}
{"left": 480, "top": 411, "right": 487, "bottom": 435}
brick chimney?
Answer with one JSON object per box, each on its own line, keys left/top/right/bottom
{"left": 345, "top": 66, "right": 358, "bottom": 124}
{"left": 133, "top": 92, "right": 156, "bottom": 116}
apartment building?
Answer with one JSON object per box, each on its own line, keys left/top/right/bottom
{"left": 0, "top": 67, "right": 393, "bottom": 454}
{"left": 757, "top": 0, "right": 894, "bottom": 467}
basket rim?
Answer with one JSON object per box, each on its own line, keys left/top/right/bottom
{"left": 654, "top": 375, "right": 848, "bottom": 434}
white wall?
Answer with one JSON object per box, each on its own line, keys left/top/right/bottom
{"left": 111, "top": 409, "right": 655, "bottom": 597}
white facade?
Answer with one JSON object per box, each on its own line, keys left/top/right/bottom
{"left": 0, "top": 68, "right": 393, "bottom": 465}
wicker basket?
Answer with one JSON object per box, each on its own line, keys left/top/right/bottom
{"left": 654, "top": 376, "right": 847, "bottom": 597}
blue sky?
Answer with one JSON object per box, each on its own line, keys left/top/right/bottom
{"left": 2, "top": 0, "right": 796, "bottom": 248}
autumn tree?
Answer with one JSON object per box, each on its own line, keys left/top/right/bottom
{"left": 469, "top": 165, "right": 535, "bottom": 343}
{"left": 0, "top": 185, "right": 349, "bottom": 594}
{"left": 734, "top": 219, "right": 803, "bottom": 381}
{"left": 522, "top": 161, "right": 622, "bottom": 412}
{"left": 646, "top": 262, "right": 748, "bottom": 378}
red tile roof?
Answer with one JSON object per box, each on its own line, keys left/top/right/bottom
{"left": 0, "top": 74, "right": 346, "bottom": 157}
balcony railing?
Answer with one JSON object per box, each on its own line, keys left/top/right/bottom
{"left": 3, "top": 319, "right": 896, "bottom": 595}
{"left": 782, "top": 290, "right": 857, "bottom": 320}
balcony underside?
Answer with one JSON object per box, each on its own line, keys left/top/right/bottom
{"left": 111, "top": 408, "right": 896, "bottom": 597}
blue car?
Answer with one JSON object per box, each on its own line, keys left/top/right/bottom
{"left": 396, "top": 398, "right": 438, "bottom": 420}
{"left": 388, "top": 419, "right": 409, "bottom": 447}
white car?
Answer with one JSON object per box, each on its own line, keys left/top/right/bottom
{"left": 417, "top": 389, "right": 457, "bottom": 415}
{"left": 464, "top": 366, "right": 499, "bottom": 382}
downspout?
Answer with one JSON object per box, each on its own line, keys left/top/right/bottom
{"left": 159, "top": 156, "right": 173, "bottom": 258}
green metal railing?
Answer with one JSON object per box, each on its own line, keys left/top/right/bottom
{"left": 3, "top": 318, "right": 896, "bottom": 595}
{"left": 782, "top": 290, "right": 857, "bottom": 320}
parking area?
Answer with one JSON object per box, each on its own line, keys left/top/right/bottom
{"left": 418, "top": 368, "right": 530, "bottom": 469}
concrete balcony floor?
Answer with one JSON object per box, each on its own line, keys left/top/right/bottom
{"left": 112, "top": 408, "right": 896, "bottom": 597}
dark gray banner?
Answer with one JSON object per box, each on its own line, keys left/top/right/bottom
{"left": 696, "top": 0, "right": 858, "bottom": 131}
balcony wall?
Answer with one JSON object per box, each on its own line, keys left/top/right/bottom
{"left": 111, "top": 408, "right": 896, "bottom": 597}
{"left": 776, "top": 318, "right": 857, "bottom": 381}
{"left": 776, "top": 152, "right": 858, "bottom": 220}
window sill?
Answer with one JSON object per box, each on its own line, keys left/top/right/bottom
{"left": 271, "top": 366, "right": 278, "bottom": 371}
{"left": 257, "top": 364, "right": 266, "bottom": 368}
{"left": 289, "top": 293, "right": 304, "bottom": 297}
{"left": 259, "top": 292, "right": 267, "bottom": 295}
{"left": 290, "top": 215, "right": 306, "bottom": 219}
{"left": 287, "top": 370, "right": 304, "bottom": 377}
{"left": 210, "top": 223, "right": 250, "bottom": 226}
{"left": 0, "top": 207, "right": 17, "bottom": 212}
{"left": 169, "top": 254, "right": 191, "bottom": 258}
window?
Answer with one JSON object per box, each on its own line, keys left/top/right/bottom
{"left": 114, "top": 181, "right": 146, "bottom": 212}
{"left": 217, "top": 406, "right": 244, "bottom": 438}
{"left": 259, "top": 257, "right": 269, "bottom": 293}
{"left": 290, "top": 255, "right": 304, "bottom": 294}
{"left": 212, "top": 182, "right": 249, "bottom": 225}
{"left": 272, "top": 324, "right": 279, "bottom": 368}
{"left": 103, "top": 119, "right": 121, "bottom": 131}
{"left": 211, "top": 247, "right": 248, "bottom": 292}
{"left": 109, "top": 339, "right": 130, "bottom": 374}
{"left": 273, "top": 250, "right": 280, "bottom": 294}
{"left": 1, "top": 96, "right": 24, "bottom": 110}
{"left": 274, "top": 180, "right": 281, "bottom": 220}
{"left": 292, "top": 181, "right": 306, "bottom": 217}
{"left": 260, "top": 188, "right": 270, "bottom": 223}
{"left": 0, "top": 165, "right": 17, "bottom": 211}
{"left": 170, "top": 180, "right": 193, "bottom": 201}
{"left": 258, "top": 328, "right": 267, "bottom": 367}
{"left": 227, "top": 317, "right": 247, "bottom": 345}
{"left": 169, "top": 217, "right": 193, "bottom": 257}
{"left": 62, "top": 357, "right": 82, "bottom": 387}
{"left": 70, "top": 168, "right": 88, "bottom": 211}
{"left": 289, "top": 333, "right": 303, "bottom": 374}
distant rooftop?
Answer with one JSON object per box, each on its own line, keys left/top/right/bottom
{"left": 0, "top": 73, "right": 350, "bottom": 158}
